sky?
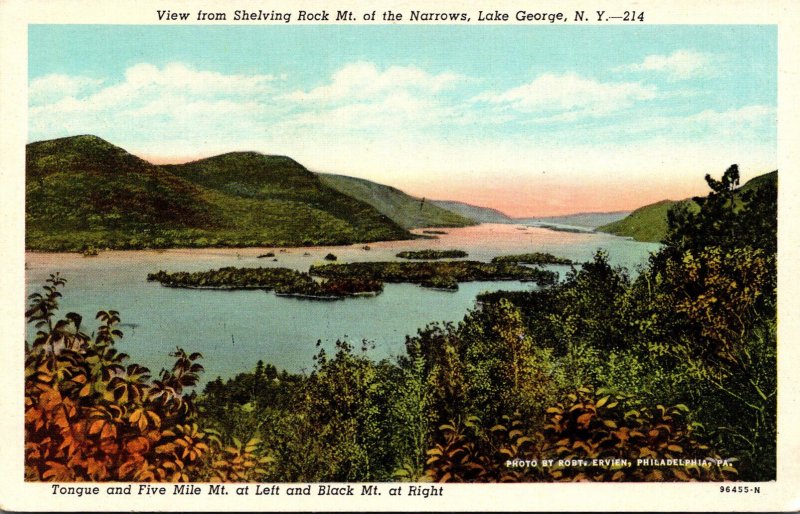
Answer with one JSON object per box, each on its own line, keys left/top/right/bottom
{"left": 28, "top": 25, "right": 777, "bottom": 216}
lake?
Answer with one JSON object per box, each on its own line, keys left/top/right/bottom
{"left": 25, "top": 224, "right": 660, "bottom": 384}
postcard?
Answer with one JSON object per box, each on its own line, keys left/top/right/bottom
{"left": 1, "top": 0, "right": 799, "bottom": 511}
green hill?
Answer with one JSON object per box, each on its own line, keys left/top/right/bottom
{"left": 165, "top": 153, "right": 409, "bottom": 244}
{"left": 317, "top": 173, "right": 475, "bottom": 229}
{"left": 597, "top": 170, "right": 777, "bottom": 243}
{"left": 26, "top": 136, "right": 410, "bottom": 251}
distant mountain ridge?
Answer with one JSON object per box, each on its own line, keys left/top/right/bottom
{"left": 518, "top": 211, "right": 630, "bottom": 229}
{"left": 317, "top": 173, "right": 475, "bottom": 229}
{"left": 428, "top": 200, "right": 516, "bottom": 224}
{"left": 26, "top": 135, "right": 410, "bottom": 251}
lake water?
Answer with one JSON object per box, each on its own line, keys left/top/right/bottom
{"left": 25, "top": 224, "right": 660, "bottom": 384}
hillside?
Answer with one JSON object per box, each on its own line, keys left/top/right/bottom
{"left": 739, "top": 170, "right": 777, "bottom": 194}
{"left": 317, "top": 173, "right": 475, "bottom": 229}
{"left": 596, "top": 200, "right": 691, "bottom": 243}
{"left": 597, "top": 170, "right": 777, "bottom": 243}
{"left": 164, "top": 153, "right": 409, "bottom": 244}
{"left": 26, "top": 136, "right": 410, "bottom": 251}
{"left": 429, "top": 200, "right": 514, "bottom": 224}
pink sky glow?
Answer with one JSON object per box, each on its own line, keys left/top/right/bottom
{"left": 144, "top": 152, "right": 729, "bottom": 218}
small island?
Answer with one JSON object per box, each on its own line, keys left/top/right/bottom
{"left": 147, "top": 267, "right": 382, "bottom": 300}
{"left": 533, "top": 224, "right": 594, "bottom": 234}
{"left": 310, "top": 260, "right": 558, "bottom": 290}
{"left": 396, "top": 249, "right": 468, "bottom": 260}
{"left": 491, "top": 252, "right": 573, "bottom": 265}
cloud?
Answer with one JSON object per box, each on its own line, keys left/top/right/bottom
{"left": 30, "top": 62, "right": 279, "bottom": 115}
{"left": 29, "top": 63, "right": 286, "bottom": 143}
{"left": 29, "top": 74, "right": 104, "bottom": 105}
{"left": 686, "top": 104, "right": 774, "bottom": 126}
{"left": 284, "top": 62, "right": 464, "bottom": 103}
{"left": 276, "top": 62, "right": 473, "bottom": 134}
{"left": 597, "top": 104, "right": 776, "bottom": 141}
{"left": 619, "top": 50, "right": 716, "bottom": 80}
{"left": 474, "top": 72, "right": 657, "bottom": 119}
{"left": 121, "top": 63, "right": 278, "bottom": 95}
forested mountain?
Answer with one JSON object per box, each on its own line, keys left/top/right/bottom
{"left": 26, "top": 135, "right": 410, "bottom": 250}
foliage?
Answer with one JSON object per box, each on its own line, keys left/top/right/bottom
{"left": 538, "top": 386, "right": 736, "bottom": 481}
{"left": 656, "top": 246, "right": 772, "bottom": 368}
{"left": 647, "top": 166, "right": 777, "bottom": 480}
{"left": 663, "top": 166, "right": 777, "bottom": 257}
{"left": 292, "top": 340, "right": 390, "bottom": 480}
{"left": 423, "top": 415, "right": 529, "bottom": 483}
{"left": 423, "top": 387, "right": 736, "bottom": 483}
{"left": 388, "top": 351, "right": 434, "bottom": 481}
{"left": 24, "top": 274, "right": 273, "bottom": 482}
{"left": 459, "top": 299, "right": 562, "bottom": 422}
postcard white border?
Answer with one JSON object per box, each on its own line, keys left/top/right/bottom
{"left": 2, "top": 0, "right": 799, "bottom": 511}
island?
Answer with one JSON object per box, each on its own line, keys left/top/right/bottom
{"left": 309, "top": 260, "right": 558, "bottom": 290}
{"left": 491, "top": 252, "right": 573, "bottom": 265}
{"left": 147, "top": 259, "right": 558, "bottom": 296}
{"left": 147, "top": 267, "right": 382, "bottom": 300}
{"left": 396, "top": 249, "right": 468, "bottom": 260}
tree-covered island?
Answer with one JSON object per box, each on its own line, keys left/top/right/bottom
{"left": 147, "top": 267, "right": 383, "bottom": 299}
{"left": 147, "top": 259, "right": 558, "bottom": 296}
{"left": 491, "top": 252, "right": 573, "bottom": 265}
{"left": 396, "top": 249, "right": 469, "bottom": 260}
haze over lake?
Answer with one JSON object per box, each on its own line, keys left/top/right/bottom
{"left": 25, "top": 224, "right": 659, "bottom": 384}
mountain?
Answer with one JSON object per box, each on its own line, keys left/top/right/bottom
{"left": 597, "top": 171, "right": 777, "bottom": 243}
{"left": 164, "top": 153, "right": 409, "bottom": 244}
{"left": 517, "top": 211, "right": 630, "bottom": 229}
{"left": 317, "top": 173, "right": 475, "bottom": 229}
{"left": 26, "top": 135, "right": 410, "bottom": 251}
{"left": 429, "top": 200, "right": 514, "bottom": 224}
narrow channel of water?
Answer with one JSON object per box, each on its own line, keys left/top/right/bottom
{"left": 25, "top": 224, "right": 660, "bottom": 383}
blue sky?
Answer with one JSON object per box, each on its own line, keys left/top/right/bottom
{"left": 28, "top": 25, "right": 777, "bottom": 215}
